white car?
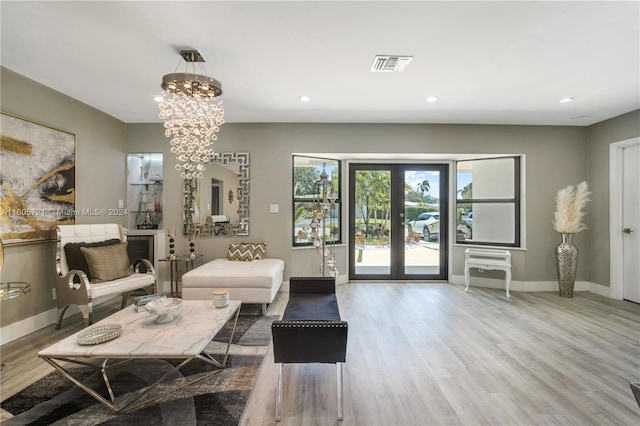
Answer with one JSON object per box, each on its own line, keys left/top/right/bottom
{"left": 463, "top": 212, "right": 473, "bottom": 228}
{"left": 407, "top": 212, "right": 439, "bottom": 241}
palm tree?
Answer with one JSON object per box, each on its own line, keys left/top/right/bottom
{"left": 354, "top": 170, "right": 391, "bottom": 238}
{"left": 417, "top": 180, "right": 430, "bottom": 201}
{"left": 369, "top": 171, "right": 391, "bottom": 235}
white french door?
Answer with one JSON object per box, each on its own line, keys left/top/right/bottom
{"left": 348, "top": 163, "right": 448, "bottom": 281}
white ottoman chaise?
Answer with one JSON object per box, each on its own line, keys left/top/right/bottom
{"left": 181, "top": 258, "right": 284, "bottom": 312}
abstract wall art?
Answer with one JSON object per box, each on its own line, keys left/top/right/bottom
{"left": 1, "top": 112, "right": 76, "bottom": 245}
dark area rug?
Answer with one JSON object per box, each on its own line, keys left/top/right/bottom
{"left": 1, "top": 310, "right": 277, "bottom": 426}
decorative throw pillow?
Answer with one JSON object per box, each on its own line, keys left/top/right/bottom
{"left": 246, "top": 242, "right": 267, "bottom": 260}
{"left": 80, "top": 242, "right": 134, "bottom": 283}
{"left": 226, "top": 243, "right": 254, "bottom": 261}
{"left": 64, "top": 239, "right": 121, "bottom": 281}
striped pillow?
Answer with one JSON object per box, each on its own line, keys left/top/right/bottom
{"left": 80, "top": 242, "right": 133, "bottom": 283}
{"left": 246, "top": 242, "right": 267, "bottom": 260}
{"left": 226, "top": 243, "right": 254, "bottom": 261}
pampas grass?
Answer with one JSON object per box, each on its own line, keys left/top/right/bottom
{"left": 553, "top": 181, "right": 591, "bottom": 233}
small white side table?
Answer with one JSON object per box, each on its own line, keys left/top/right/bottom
{"left": 464, "top": 249, "right": 512, "bottom": 298}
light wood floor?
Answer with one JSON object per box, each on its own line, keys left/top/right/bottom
{"left": 242, "top": 283, "right": 640, "bottom": 426}
{"left": 2, "top": 284, "right": 639, "bottom": 425}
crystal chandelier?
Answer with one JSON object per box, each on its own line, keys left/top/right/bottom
{"left": 159, "top": 50, "right": 225, "bottom": 179}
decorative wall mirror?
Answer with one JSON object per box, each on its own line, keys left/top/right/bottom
{"left": 183, "top": 152, "right": 249, "bottom": 236}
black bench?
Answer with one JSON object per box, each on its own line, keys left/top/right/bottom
{"left": 271, "top": 276, "right": 348, "bottom": 421}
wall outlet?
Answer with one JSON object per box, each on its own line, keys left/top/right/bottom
{"left": 478, "top": 268, "right": 485, "bottom": 273}
{"left": 52, "top": 288, "right": 57, "bottom": 300}
{"left": 118, "top": 199, "right": 124, "bottom": 208}
{"left": 269, "top": 204, "right": 279, "bottom": 213}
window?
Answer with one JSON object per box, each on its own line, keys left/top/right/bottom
{"left": 456, "top": 156, "right": 521, "bottom": 247}
{"left": 293, "top": 156, "right": 342, "bottom": 246}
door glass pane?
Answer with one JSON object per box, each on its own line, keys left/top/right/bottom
{"left": 404, "top": 170, "right": 441, "bottom": 275}
{"left": 354, "top": 169, "right": 391, "bottom": 275}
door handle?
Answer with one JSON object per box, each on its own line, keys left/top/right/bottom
{"left": 623, "top": 228, "right": 634, "bottom": 234}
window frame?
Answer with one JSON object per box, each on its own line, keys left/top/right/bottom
{"left": 292, "top": 155, "right": 342, "bottom": 247}
{"left": 455, "top": 156, "right": 521, "bottom": 247}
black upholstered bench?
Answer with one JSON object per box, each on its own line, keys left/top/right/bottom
{"left": 271, "top": 276, "right": 348, "bottom": 421}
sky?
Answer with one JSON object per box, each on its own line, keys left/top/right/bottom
{"left": 405, "top": 170, "right": 441, "bottom": 199}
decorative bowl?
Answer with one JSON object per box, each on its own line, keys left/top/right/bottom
{"left": 145, "top": 297, "right": 182, "bottom": 323}
{"left": 77, "top": 323, "right": 123, "bottom": 345}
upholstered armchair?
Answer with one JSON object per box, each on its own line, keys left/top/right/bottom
{"left": 54, "top": 224, "right": 156, "bottom": 329}
{"left": 271, "top": 276, "right": 348, "bottom": 421}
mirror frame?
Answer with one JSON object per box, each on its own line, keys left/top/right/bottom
{"left": 183, "top": 152, "right": 250, "bottom": 236}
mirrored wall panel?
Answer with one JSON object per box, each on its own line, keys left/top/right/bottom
{"left": 184, "top": 152, "right": 249, "bottom": 236}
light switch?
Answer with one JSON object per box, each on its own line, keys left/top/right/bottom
{"left": 269, "top": 204, "right": 279, "bottom": 213}
{"left": 118, "top": 199, "right": 124, "bottom": 208}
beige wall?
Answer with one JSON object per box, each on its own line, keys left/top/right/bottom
{"left": 1, "top": 67, "right": 127, "bottom": 328}
{"left": 128, "top": 122, "right": 588, "bottom": 284}
{"left": 1, "top": 64, "right": 636, "bottom": 335}
{"left": 586, "top": 110, "right": 640, "bottom": 286}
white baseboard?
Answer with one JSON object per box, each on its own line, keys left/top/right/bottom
{"left": 0, "top": 308, "right": 58, "bottom": 346}
{"left": 0, "top": 295, "right": 121, "bottom": 346}
{"left": 587, "top": 281, "right": 611, "bottom": 297}
{"left": 450, "top": 275, "right": 609, "bottom": 295}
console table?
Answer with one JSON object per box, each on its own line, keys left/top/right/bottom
{"left": 159, "top": 254, "right": 202, "bottom": 297}
{"left": 0, "top": 281, "right": 31, "bottom": 300}
{"left": 464, "top": 248, "right": 512, "bottom": 298}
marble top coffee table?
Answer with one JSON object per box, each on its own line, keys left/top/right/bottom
{"left": 38, "top": 299, "right": 241, "bottom": 414}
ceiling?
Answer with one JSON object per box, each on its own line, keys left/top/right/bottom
{"left": 1, "top": 1, "right": 638, "bottom": 126}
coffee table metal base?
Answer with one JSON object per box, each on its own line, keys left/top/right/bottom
{"left": 39, "top": 303, "right": 240, "bottom": 414}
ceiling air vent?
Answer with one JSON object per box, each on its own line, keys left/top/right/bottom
{"left": 370, "top": 55, "right": 413, "bottom": 72}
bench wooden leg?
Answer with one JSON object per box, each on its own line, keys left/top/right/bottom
{"left": 276, "top": 362, "right": 283, "bottom": 421}
{"left": 505, "top": 268, "right": 512, "bottom": 299}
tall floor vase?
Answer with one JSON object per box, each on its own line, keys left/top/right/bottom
{"left": 556, "top": 233, "right": 578, "bottom": 298}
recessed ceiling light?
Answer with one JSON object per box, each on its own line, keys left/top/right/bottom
{"left": 426, "top": 96, "right": 439, "bottom": 103}
{"left": 560, "top": 97, "right": 575, "bottom": 103}
{"left": 153, "top": 95, "right": 163, "bottom": 102}
{"left": 299, "top": 96, "right": 311, "bottom": 102}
